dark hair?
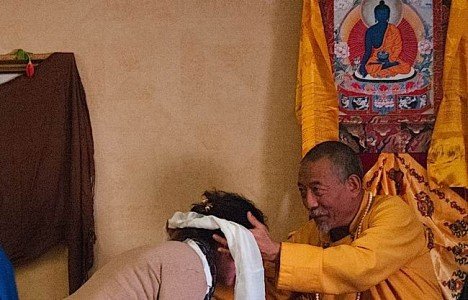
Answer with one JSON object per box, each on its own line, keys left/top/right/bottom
{"left": 192, "top": 190, "right": 266, "bottom": 228}
{"left": 301, "top": 141, "right": 364, "bottom": 182}
{"left": 168, "top": 190, "right": 265, "bottom": 243}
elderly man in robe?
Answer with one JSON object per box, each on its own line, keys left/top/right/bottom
{"left": 216, "top": 141, "right": 443, "bottom": 299}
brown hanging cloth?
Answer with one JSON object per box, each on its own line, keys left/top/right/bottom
{"left": 0, "top": 52, "right": 95, "bottom": 294}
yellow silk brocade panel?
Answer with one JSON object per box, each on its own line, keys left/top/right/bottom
{"left": 296, "top": 0, "right": 467, "bottom": 298}
{"left": 296, "top": 0, "right": 339, "bottom": 157}
{"left": 428, "top": 0, "right": 468, "bottom": 188}
{"left": 364, "top": 153, "right": 467, "bottom": 300}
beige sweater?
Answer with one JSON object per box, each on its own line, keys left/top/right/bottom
{"left": 67, "top": 241, "right": 208, "bottom": 300}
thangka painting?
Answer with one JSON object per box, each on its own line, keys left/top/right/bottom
{"left": 330, "top": 0, "right": 447, "bottom": 153}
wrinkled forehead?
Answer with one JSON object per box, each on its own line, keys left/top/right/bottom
{"left": 298, "top": 158, "right": 337, "bottom": 184}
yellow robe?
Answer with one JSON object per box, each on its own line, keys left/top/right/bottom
{"left": 428, "top": 0, "right": 467, "bottom": 188}
{"left": 213, "top": 284, "right": 234, "bottom": 300}
{"left": 267, "top": 193, "right": 442, "bottom": 299}
{"left": 296, "top": 0, "right": 339, "bottom": 156}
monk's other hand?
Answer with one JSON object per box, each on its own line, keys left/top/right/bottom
{"left": 247, "top": 211, "right": 280, "bottom": 262}
{"left": 213, "top": 234, "right": 230, "bottom": 254}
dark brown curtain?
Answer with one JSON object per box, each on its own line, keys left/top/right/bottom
{"left": 0, "top": 52, "right": 95, "bottom": 293}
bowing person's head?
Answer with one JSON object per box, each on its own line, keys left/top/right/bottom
{"left": 167, "top": 190, "right": 266, "bottom": 287}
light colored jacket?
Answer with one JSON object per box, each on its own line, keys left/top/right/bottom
{"left": 67, "top": 241, "right": 207, "bottom": 300}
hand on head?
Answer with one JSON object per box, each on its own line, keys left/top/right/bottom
{"left": 212, "top": 234, "right": 230, "bottom": 254}
{"left": 247, "top": 211, "right": 280, "bottom": 262}
{"left": 214, "top": 212, "right": 280, "bottom": 262}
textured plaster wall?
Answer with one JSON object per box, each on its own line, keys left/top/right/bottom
{"left": 0, "top": 1, "right": 305, "bottom": 299}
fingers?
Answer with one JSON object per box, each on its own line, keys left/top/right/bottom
{"left": 212, "top": 234, "right": 228, "bottom": 247}
{"left": 213, "top": 234, "right": 231, "bottom": 254}
{"left": 247, "top": 211, "right": 264, "bottom": 229}
{"left": 217, "top": 247, "right": 231, "bottom": 254}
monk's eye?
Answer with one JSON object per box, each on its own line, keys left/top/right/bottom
{"left": 312, "top": 187, "right": 323, "bottom": 197}
{"left": 298, "top": 186, "right": 307, "bottom": 198}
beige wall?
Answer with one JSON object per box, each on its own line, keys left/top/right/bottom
{"left": 0, "top": 1, "right": 305, "bottom": 299}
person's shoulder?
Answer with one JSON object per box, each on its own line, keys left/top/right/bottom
{"left": 106, "top": 241, "right": 201, "bottom": 276}
{"left": 367, "top": 194, "right": 426, "bottom": 249}
{"left": 134, "top": 241, "right": 190, "bottom": 258}
{"left": 373, "top": 193, "right": 405, "bottom": 203}
{"left": 112, "top": 241, "right": 189, "bottom": 263}
{"left": 373, "top": 194, "right": 409, "bottom": 209}
{"left": 370, "top": 194, "right": 418, "bottom": 222}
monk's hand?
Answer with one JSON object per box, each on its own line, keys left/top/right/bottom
{"left": 212, "top": 234, "right": 230, "bottom": 254}
{"left": 247, "top": 211, "right": 280, "bottom": 262}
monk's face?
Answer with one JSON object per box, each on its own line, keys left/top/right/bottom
{"left": 298, "top": 158, "right": 361, "bottom": 234}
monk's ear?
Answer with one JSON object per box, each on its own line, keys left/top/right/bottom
{"left": 346, "top": 174, "right": 362, "bottom": 196}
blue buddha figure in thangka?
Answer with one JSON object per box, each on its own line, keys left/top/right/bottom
{"left": 359, "top": 0, "right": 411, "bottom": 78}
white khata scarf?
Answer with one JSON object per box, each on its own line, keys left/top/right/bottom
{"left": 167, "top": 211, "right": 265, "bottom": 300}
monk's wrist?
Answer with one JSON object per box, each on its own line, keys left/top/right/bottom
{"left": 267, "top": 241, "right": 281, "bottom": 262}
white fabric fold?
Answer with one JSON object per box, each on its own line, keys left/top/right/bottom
{"left": 185, "top": 239, "right": 213, "bottom": 296}
{"left": 167, "top": 211, "right": 265, "bottom": 300}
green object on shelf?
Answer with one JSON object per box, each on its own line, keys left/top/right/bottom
{"left": 14, "top": 49, "right": 31, "bottom": 61}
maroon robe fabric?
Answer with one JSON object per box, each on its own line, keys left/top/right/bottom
{"left": 0, "top": 52, "right": 95, "bottom": 293}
